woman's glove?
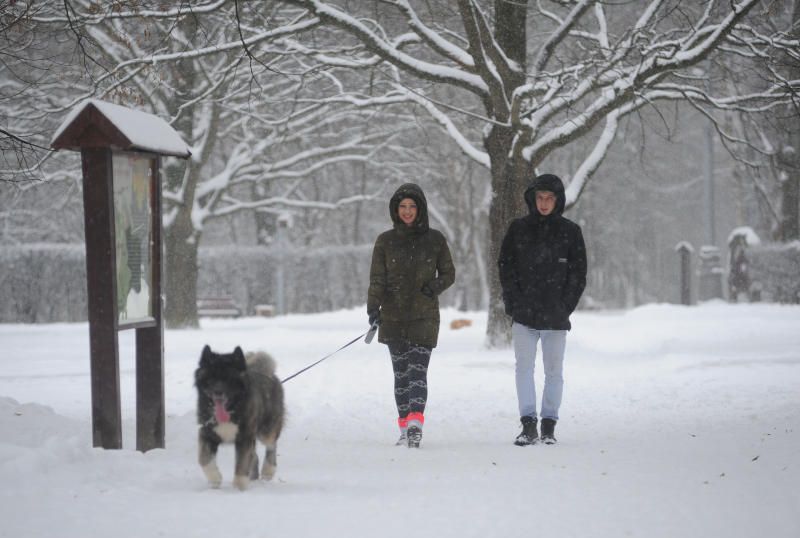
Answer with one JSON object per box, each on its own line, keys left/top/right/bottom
{"left": 368, "top": 309, "right": 381, "bottom": 326}
{"left": 420, "top": 284, "right": 435, "bottom": 298}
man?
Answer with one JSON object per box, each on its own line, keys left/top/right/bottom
{"left": 498, "top": 173, "right": 587, "bottom": 445}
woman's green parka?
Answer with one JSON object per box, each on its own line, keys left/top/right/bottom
{"left": 367, "top": 184, "right": 455, "bottom": 348}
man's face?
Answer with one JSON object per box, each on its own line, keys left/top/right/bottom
{"left": 535, "top": 191, "right": 557, "bottom": 216}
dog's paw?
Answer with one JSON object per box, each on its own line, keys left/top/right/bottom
{"left": 233, "top": 474, "right": 250, "bottom": 491}
{"left": 261, "top": 463, "right": 276, "bottom": 481}
{"left": 202, "top": 464, "right": 223, "bottom": 488}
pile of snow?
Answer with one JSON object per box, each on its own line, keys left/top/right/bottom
{"left": 1, "top": 303, "right": 798, "bottom": 538}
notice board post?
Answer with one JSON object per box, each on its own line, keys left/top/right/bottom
{"left": 51, "top": 100, "right": 190, "bottom": 451}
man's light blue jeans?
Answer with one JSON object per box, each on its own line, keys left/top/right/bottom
{"left": 512, "top": 322, "right": 567, "bottom": 421}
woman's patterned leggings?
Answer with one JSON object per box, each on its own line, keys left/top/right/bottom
{"left": 388, "top": 341, "right": 432, "bottom": 418}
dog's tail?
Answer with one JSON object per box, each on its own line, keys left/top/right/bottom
{"left": 245, "top": 351, "right": 277, "bottom": 377}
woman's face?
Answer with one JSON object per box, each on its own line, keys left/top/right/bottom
{"left": 397, "top": 197, "right": 418, "bottom": 226}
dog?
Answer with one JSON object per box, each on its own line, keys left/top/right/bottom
{"left": 194, "top": 345, "right": 284, "bottom": 490}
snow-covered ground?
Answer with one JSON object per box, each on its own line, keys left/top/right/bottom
{"left": 1, "top": 302, "right": 798, "bottom": 538}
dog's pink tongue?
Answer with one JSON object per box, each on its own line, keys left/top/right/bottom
{"left": 214, "top": 401, "right": 230, "bottom": 423}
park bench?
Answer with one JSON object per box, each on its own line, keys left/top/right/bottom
{"left": 196, "top": 296, "right": 242, "bottom": 318}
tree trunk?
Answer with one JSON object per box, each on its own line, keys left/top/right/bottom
{"left": 780, "top": 168, "right": 799, "bottom": 241}
{"left": 780, "top": 0, "right": 800, "bottom": 241}
{"left": 164, "top": 182, "right": 200, "bottom": 328}
{"left": 485, "top": 0, "right": 530, "bottom": 347}
{"left": 485, "top": 125, "right": 531, "bottom": 347}
{"left": 162, "top": 19, "right": 200, "bottom": 328}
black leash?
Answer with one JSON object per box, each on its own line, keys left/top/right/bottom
{"left": 280, "top": 322, "right": 378, "bottom": 384}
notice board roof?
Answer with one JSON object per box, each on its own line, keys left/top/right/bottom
{"left": 51, "top": 99, "right": 191, "bottom": 158}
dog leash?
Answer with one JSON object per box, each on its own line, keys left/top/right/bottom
{"left": 280, "top": 321, "right": 379, "bottom": 384}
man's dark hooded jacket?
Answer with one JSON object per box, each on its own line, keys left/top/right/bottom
{"left": 368, "top": 183, "right": 455, "bottom": 348}
{"left": 498, "top": 174, "right": 587, "bottom": 330}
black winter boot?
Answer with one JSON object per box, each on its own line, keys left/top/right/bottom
{"left": 540, "top": 418, "right": 557, "bottom": 444}
{"left": 514, "top": 416, "right": 538, "bottom": 446}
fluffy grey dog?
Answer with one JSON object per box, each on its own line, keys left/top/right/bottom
{"left": 195, "top": 345, "right": 284, "bottom": 490}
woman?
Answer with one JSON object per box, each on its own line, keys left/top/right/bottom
{"left": 367, "top": 183, "right": 455, "bottom": 448}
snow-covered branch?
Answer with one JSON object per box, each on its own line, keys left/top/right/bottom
{"left": 532, "top": 0, "right": 594, "bottom": 74}
{"left": 281, "top": 0, "right": 489, "bottom": 95}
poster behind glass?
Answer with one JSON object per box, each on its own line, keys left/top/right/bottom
{"left": 112, "top": 153, "right": 154, "bottom": 326}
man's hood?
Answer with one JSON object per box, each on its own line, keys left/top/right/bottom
{"left": 389, "top": 183, "right": 429, "bottom": 231}
{"left": 524, "top": 173, "right": 566, "bottom": 216}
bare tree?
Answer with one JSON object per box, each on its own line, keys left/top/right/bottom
{"left": 1, "top": 1, "right": 68, "bottom": 184}
{"left": 719, "top": 0, "right": 800, "bottom": 241}
{"left": 272, "top": 0, "right": 799, "bottom": 344}
{"left": 7, "top": 0, "right": 423, "bottom": 326}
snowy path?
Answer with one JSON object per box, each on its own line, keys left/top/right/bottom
{"left": 1, "top": 303, "right": 798, "bottom": 538}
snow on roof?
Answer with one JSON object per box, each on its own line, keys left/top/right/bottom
{"left": 727, "top": 226, "right": 761, "bottom": 247}
{"left": 51, "top": 98, "right": 191, "bottom": 158}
